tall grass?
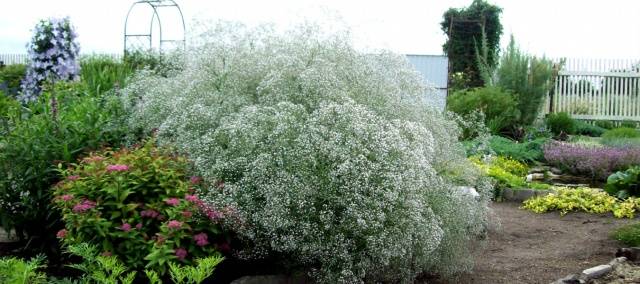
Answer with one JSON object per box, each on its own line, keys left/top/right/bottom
{"left": 80, "top": 55, "right": 135, "bottom": 97}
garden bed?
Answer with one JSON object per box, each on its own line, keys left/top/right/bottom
{"left": 432, "top": 202, "right": 636, "bottom": 283}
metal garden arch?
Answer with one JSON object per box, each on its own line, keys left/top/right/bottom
{"left": 124, "top": 0, "right": 186, "bottom": 53}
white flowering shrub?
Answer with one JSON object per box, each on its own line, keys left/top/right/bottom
{"left": 123, "top": 22, "right": 492, "bottom": 283}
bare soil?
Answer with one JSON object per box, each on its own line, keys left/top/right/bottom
{"left": 451, "top": 201, "right": 638, "bottom": 284}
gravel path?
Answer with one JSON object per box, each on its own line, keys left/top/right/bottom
{"left": 450, "top": 201, "right": 637, "bottom": 284}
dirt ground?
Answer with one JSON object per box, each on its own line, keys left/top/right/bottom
{"left": 451, "top": 201, "right": 638, "bottom": 284}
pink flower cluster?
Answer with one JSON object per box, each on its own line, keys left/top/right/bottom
{"left": 190, "top": 176, "right": 202, "bottom": 184}
{"left": 56, "top": 229, "right": 67, "bottom": 238}
{"left": 83, "top": 156, "right": 105, "bottom": 163}
{"left": 72, "top": 199, "right": 96, "bottom": 213}
{"left": 60, "top": 194, "right": 73, "bottom": 201}
{"left": 167, "top": 220, "right": 183, "bottom": 229}
{"left": 175, "top": 248, "right": 187, "bottom": 260}
{"left": 67, "top": 175, "right": 80, "bottom": 181}
{"left": 165, "top": 198, "right": 180, "bottom": 206}
{"left": 140, "top": 209, "right": 160, "bottom": 218}
{"left": 185, "top": 193, "right": 226, "bottom": 222}
{"left": 120, "top": 223, "right": 132, "bottom": 232}
{"left": 106, "top": 164, "right": 130, "bottom": 172}
{"left": 193, "top": 232, "right": 209, "bottom": 247}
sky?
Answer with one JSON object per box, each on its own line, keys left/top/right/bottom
{"left": 1, "top": 0, "right": 639, "bottom": 59}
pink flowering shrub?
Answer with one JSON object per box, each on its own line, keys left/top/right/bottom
{"left": 52, "top": 140, "right": 232, "bottom": 275}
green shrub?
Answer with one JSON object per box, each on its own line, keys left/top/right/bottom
{"left": 0, "top": 91, "right": 22, "bottom": 135}
{"left": 470, "top": 156, "right": 527, "bottom": 191}
{"left": 606, "top": 166, "right": 640, "bottom": 199}
{"left": 80, "top": 55, "right": 135, "bottom": 97}
{"left": 447, "top": 86, "right": 520, "bottom": 133}
{"left": 620, "top": 120, "right": 637, "bottom": 128}
{"left": 488, "top": 136, "right": 547, "bottom": 163}
{"left": 0, "top": 64, "right": 26, "bottom": 97}
{"left": 0, "top": 83, "right": 128, "bottom": 251}
{"left": 595, "top": 120, "right": 616, "bottom": 130}
{"left": 575, "top": 121, "right": 606, "bottom": 137}
{"left": 545, "top": 112, "right": 576, "bottom": 135}
{"left": 495, "top": 36, "right": 554, "bottom": 126}
{"left": 602, "top": 127, "right": 640, "bottom": 139}
{"left": 611, "top": 223, "right": 640, "bottom": 247}
{"left": 601, "top": 127, "right": 640, "bottom": 147}
{"left": 123, "top": 22, "right": 492, "bottom": 283}
{"left": 53, "top": 140, "right": 227, "bottom": 275}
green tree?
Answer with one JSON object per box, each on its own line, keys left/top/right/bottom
{"left": 441, "top": 0, "right": 503, "bottom": 89}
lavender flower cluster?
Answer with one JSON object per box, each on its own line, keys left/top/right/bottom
{"left": 544, "top": 141, "right": 640, "bottom": 180}
{"left": 19, "top": 17, "right": 80, "bottom": 102}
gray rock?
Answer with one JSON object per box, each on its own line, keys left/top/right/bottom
{"left": 529, "top": 166, "right": 547, "bottom": 174}
{"left": 512, "top": 189, "right": 536, "bottom": 201}
{"left": 581, "top": 264, "right": 612, "bottom": 279}
{"left": 502, "top": 188, "right": 514, "bottom": 200}
{"left": 534, "top": 190, "right": 552, "bottom": 197}
{"left": 456, "top": 186, "right": 480, "bottom": 200}
{"left": 616, "top": 247, "right": 640, "bottom": 261}
{"left": 0, "top": 228, "right": 17, "bottom": 242}
{"left": 550, "top": 167, "right": 562, "bottom": 175}
{"left": 526, "top": 173, "right": 545, "bottom": 182}
{"left": 551, "top": 274, "right": 581, "bottom": 284}
{"left": 608, "top": 256, "right": 627, "bottom": 268}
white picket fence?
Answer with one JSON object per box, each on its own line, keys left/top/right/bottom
{"left": 544, "top": 58, "right": 640, "bottom": 122}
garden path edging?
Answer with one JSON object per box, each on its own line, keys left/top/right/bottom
{"left": 502, "top": 188, "right": 553, "bottom": 202}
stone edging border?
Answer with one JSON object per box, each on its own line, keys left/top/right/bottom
{"left": 502, "top": 188, "right": 553, "bottom": 202}
{"left": 551, "top": 256, "right": 627, "bottom": 284}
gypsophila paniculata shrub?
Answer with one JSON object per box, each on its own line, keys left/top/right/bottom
{"left": 20, "top": 17, "right": 80, "bottom": 102}
{"left": 122, "top": 22, "right": 492, "bottom": 283}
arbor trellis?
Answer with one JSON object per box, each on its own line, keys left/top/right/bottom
{"left": 124, "top": 0, "right": 186, "bottom": 53}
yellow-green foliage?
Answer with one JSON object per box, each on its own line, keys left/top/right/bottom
{"left": 522, "top": 187, "right": 640, "bottom": 218}
{"left": 470, "top": 155, "right": 528, "bottom": 188}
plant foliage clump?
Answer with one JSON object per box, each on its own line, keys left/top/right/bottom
{"left": 441, "top": 0, "right": 503, "bottom": 88}
{"left": 123, "top": 22, "right": 492, "bottom": 283}
{"left": 523, "top": 187, "right": 640, "bottom": 218}
{"left": 20, "top": 17, "right": 81, "bottom": 102}
{"left": 447, "top": 86, "right": 520, "bottom": 134}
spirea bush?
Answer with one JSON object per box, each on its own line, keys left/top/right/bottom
{"left": 20, "top": 17, "right": 80, "bottom": 102}
{"left": 123, "top": 22, "right": 491, "bottom": 283}
{"left": 53, "top": 140, "right": 228, "bottom": 276}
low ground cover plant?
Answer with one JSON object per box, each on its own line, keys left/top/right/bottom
{"left": 575, "top": 120, "right": 606, "bottom": 137}
{"left": 522, "top": 187, "right": 640, "bottom": 218}
{"left": 53, "top": 140, "right": 228, "bottom": 277}
{"left": 611, "top": 223, "right": 640, "bottom": 247}
{"left": 123, "top": 22, "right": 492, "bottom": 283}
{"left": 543, "top": 141, "right": 640, "bottom": 180}
{"left": 601, "top": 127, "right": 640, "bottom": 147}
{"left": 464, "top": 135, "right": 547, "bottom": 163}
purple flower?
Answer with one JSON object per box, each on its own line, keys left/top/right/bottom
{"left": 136, "top": 223, "right": 143, "bottom": 230}
{"left": 193, "top": 232, "right": 209, "bottom": 247}
{"left": 544, "top": 141, "right": 640, "bottom": 179}
{"left": 165, "top": 198, "right": 180, "bottom": 206}
{"left": 106, "top": 164, "right": 130, "bottom": 172}
{"left": 175, "top": 248, "right": 187, "bottom": 260}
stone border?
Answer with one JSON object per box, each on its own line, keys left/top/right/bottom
{"left": 551, "top": 256, "right": 627, "bottom": 284}
{"left": 502, "top": 188, "right": 553, "bottom": 202}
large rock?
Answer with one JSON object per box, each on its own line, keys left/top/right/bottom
{"left": 581, "top": 264, "right": 611, "bottom": 279}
